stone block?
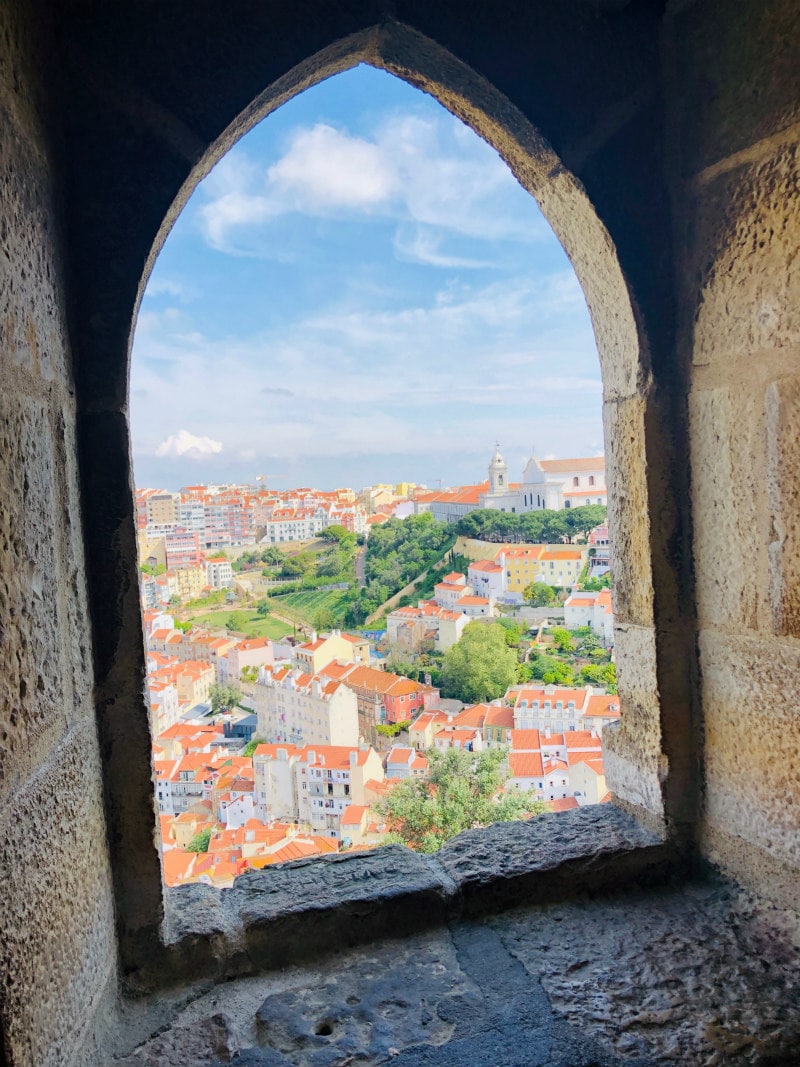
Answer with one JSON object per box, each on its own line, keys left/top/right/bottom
{"left": 0, "top": 96, "right": 69, "bottom": 384}
{"left": 698, "top": 629, "right": 800, "bottom": 882}
{"left": 603, "top": 621, "right": 666, "bottom": 821}
{"left": 436, "top": 806, "right": 666, "bottom": 915}
{"left": 0, "top": 720, "right": 116, "bottom": 1067}
{"left": 671, "top": 0, "right": 800, "bottom": 178}
{"left": 163, "top": 847, "right": 457, "bottom": 979}
{"left": 689, "top": 143, "right": 800, "bottom": 367}
{"left": 602, "top": 394, "right": 655, "bottom": 629}
{"left": 0, "top": 393, "right": 68, "bottom": 803}
{"left": 765, "top": 376, "right": 800, "bottom": 636}
{"left": 689, "top": 386, "right": 767, "bottom": 632}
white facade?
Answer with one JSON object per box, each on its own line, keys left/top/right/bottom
{"left": 467, "top": 559, "right": 506, "bottom": 600}
{"left": 253, "top": 744, "right": 301, "bottom": 822}
{"left": 206, "top": 557, "right": 234, "bottom": 589}
{"left": 250, "top": 667, "right": 359, "bottom": 748}
{"left": 148, "top": 681, "right": 180, "bottom": 735}
{"left": 564, "top": 589, "right": 614, "bottom": 647}
{"left": 479, "top": 446, "right": 607, "bottom": 513}
{"left": 300, "top": 747, "right": 384, "bottom": 839}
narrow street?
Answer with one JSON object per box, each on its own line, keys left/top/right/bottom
{"left": 355, "top": 543, "right": 367, "bottom": 588}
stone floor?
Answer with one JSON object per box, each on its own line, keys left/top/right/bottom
{"left": 113, "top": 878, "right": 800, "bottom": 1067}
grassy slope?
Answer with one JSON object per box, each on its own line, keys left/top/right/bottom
{"left": 271, "top": 587, "right": 352, "bottom": 625}
{"left": 187, "top": 609, "right": 293, "bottom": 640}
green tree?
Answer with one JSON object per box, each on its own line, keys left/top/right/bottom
{"left": 579, "top": 664, "right": 605, "bottom": 685}
{"left": 524, "top": 581, "right": 557, "bottom": 607}
{"left": 186, "top": 828, "right": 212, "bottom": 853}
{"left": 256, "top": 599, "right": 270, "bottom": 617}
{"left": 550, "top": 627, "right": 574, "bottom": 652}
{"left": 280, "top": 552, "right": 316, "bottom": 578}
{"left": 139, "top": 562, "right": 166, "bottom": 576}
{"left": 581, "top": 572, "right": 612, "bottom": 591}
{"left": 602, "top": 662, "right": 617, "bottom": 693}
{"left": 241, "top": 737, "right": 264, "bottom": 757}
{"left": 376, "top": 720, "right": 412, "bottom": 739}
{"left": 226, "top": 610, "right": 250, "bottom": 632}
{"left": 209, "top": 682, "right": 242, "bottom": 714}
{"left": 541, "top": 662, "right": 576, "bottom": 685}
{"left": 260, "top": 546, "right": 285, "bottom": 566}
{"left": 377, "top": 747, "right": 546, "bottom": 853}
{"left": 313, "top": 607, "right": 336, "bottom": 631}
{"left": 321, "top": 524, "right": 349, "bottom": 542}
{"left": 496, "top": 617, "right": 523, "bottom": 647}
{"left": 441, "top": 622, "right": 518, "bottom": 703}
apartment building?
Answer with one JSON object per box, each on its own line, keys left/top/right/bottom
{"left": 249, "top": 665, "right": 360, "bottom": 748}
{"left": 564, "top": 588, "right": 615, "bottom": 647}
{"left": 252, "top": 742, "right": 384, "bottom": 839}
{"left": 205, "top": 556, "right": 234, "bottom": 589}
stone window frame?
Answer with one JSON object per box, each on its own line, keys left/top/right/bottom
{"left": 75, "top": 21, "right": 699, "bottom": 989}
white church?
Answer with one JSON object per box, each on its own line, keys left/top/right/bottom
{"left": 480, "top": 445, "right": 607, "bottom": 513}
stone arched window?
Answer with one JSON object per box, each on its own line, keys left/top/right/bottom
{"left": 71, "top": 17, "right": 688, "bottom": 975}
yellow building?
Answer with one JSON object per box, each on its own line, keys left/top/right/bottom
{"left": 534, "top": 548, "right": 587, "bottom": 588}
{"left": 146, "top": 491, "right": 180, "bottom": 525}
{"left": 497, "top": 544, "right": 587, "bottom": 592}
{"left": 496, "top": 545, "right": 546, "bottom": 594}
{"left": 166, "top": 565, "right": 207, "bottom": 601}
{"left": 358, "top": 484, "right": 395, "bottom": 514}
{"left": 294, "top": 630, "right": 371, "bottom": 674}
{"left": 137, "top": 531, "right": 167, "bottom": 568}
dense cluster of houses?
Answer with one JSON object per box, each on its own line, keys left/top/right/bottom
{"left": 148, "top": 604, "right": 618, "bottom": 888}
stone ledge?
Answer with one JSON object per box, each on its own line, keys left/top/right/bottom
{"left": 436, "top": 804, "right": 669, "bottom": 916}
{"left": 143, "top": 805, "right": 670, "bottom": 994}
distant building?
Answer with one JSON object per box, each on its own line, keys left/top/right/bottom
{"left": 247, "top": 665, "right": 360, "bottom": 748}
{"left": 416, "top": 447, "right": 607, "bottom": 524}
{"left": 564, "top": 588, "right": 614, "bottom": 647}
{"left": 206, "top": 556, "right": 233, "bottom": 589}
{"left": 481, "top": 444, "right": 607, "bottom": 512}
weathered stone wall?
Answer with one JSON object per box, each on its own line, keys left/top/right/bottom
{"left": 665, "top": 0, "right": 800, "bottom": 908}
{"left": 0, "top": 3, "right": 118, "bottom": 1064}
{"left": 0, "top": 1, "right": 798, "bottom": 1062}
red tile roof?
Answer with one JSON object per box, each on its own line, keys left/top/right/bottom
{"left": 509, "top": 752, "right": 544, "bottom": 778}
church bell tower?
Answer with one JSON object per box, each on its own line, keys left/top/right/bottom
{"left": 488, "top": 443, "right": 509, "bottom": 495}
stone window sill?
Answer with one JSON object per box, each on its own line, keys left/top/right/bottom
{"left": 149, "top": 805, "right": 670, "bottom": 993}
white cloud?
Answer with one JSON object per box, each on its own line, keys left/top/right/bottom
{"left": 132, "top": 268, "right": 600, "bottom": 478}
{"left": 155, "top": 430, "right": 223, "bottom": 460}
{"left": 194, "top": 110, "right": 546, "bottom": 257}
{"left": 267, "top": 124, "right": 396, "bottom": 210}
{"left": 143, "top": 277, "right": 198, "bottom": 302}
{"left": 393, "top": 225, "right": 494, "bottom": 269}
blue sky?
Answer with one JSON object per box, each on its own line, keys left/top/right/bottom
{"left": 130, "top": 64, "right": 603, "bottom": 492}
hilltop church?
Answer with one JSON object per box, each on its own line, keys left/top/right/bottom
{"left": 481, "top": 445, "right": 607, "bottom": 513}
